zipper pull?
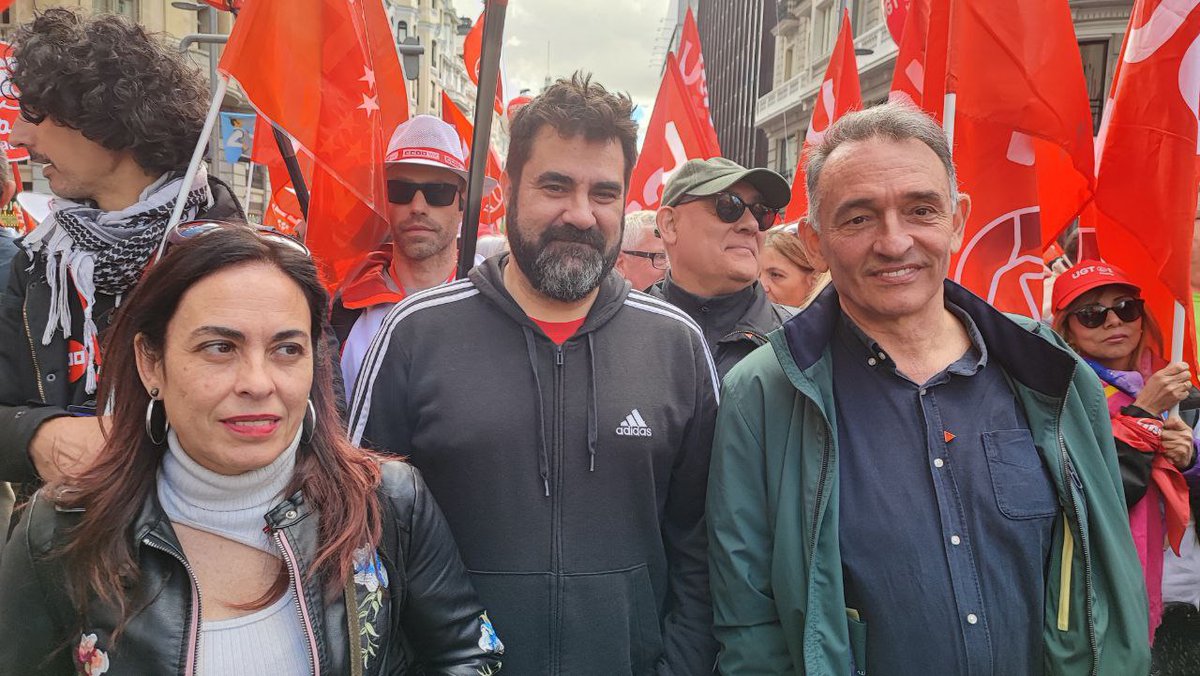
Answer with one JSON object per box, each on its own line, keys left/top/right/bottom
{"left": 555, "top": 347, "right": 564, "bottom": 366}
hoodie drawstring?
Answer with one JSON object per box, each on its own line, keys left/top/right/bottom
{"left": 523, "top": 327, "right": 551, "bottom": 497}
{"left": 586, "top": 333, "right": 598, "bottom": 472}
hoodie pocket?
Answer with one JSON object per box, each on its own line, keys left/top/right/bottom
{"left": 558, "top": 564, "right": 664, "bottom": 676}
{"left": 983, "top": 429, "right": 1058, "bottom": 520}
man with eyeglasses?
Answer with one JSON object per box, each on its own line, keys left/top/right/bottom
{"left": 615, "top": 209, "right": 667, "bottom": 291}
{"left": 332, "top": 114, "right": 490, "bottom": 394}
{"left": 649, "top": 157, "right": 791, "bottom": 379}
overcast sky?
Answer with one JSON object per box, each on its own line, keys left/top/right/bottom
{"left": 451, "top": 0, "right": 672, "bottom": 132}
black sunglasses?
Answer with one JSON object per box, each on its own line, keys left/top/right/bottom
{"left": 677, "top": 191, "right": 781, "bottom": 231}
{"left": 165, "top": 220, "right": 309, "bottom": 256}
{"left": 386, "top": 180, "right": 460, "bottom": 207}
{"left": 622, "top": 250, "right": 668, "bottom": 270}
{"left": 1071, "top": 298, "right": 1145, "bottom": 329}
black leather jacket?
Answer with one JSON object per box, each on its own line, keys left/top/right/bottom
{"left": 0, "top": 461, "right": 504, "bottom": 675}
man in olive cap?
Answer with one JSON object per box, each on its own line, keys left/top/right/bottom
{"left": 649, "top": 157, "right": 792, "bottom": 378}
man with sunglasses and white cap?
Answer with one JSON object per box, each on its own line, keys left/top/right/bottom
{"left": 649, "top": 157, "right": 791, "bottom": 379}
{"left": 332, "top": 114, "right": 494, "bottom": 394}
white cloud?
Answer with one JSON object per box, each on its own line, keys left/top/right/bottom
{"left": 451, "top": 0, "right": 670, "bottom": 142}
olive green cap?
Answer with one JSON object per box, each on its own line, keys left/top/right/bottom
{"left": 661, "top": 157, "right": 791, "bottom": 209}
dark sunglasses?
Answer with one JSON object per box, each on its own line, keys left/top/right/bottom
{"left": 677, "top": 191, "right": 781, "bottom": 231}
{"left": 386, "top": 180, "right": 460, "bottom": 207}
{"left": 622, "top": 250, "right": 668, "bottom": 270}
{"left": 1071, "top": 298, "right": 1145, "bottom": 329}
{"left": 165, "top": 220, "right": 309, "bottom": 256}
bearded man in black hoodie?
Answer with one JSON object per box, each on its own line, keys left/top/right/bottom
{"left": 348, "top": 73, "right": 719, "bottom": 675}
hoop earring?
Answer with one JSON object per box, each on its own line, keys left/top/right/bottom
{"left": 301, "top": 399, "right": 316, "bottom": 445}
{"left": 145, "top": 398, "right": 168, "bottom": 445}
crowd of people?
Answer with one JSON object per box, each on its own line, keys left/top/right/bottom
{"left": 0, "top": 8, "right": 1196, "bottom": 676}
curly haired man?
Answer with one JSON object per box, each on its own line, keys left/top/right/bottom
{"left": 0, "top": 8, "right": 245, "bottom": 492}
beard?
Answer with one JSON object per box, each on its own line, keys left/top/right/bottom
{"left": 392, "top": 214, "right": 457, "bottom": 262}
{"left": 506, "top": 193, "right": 622, "bottom": 302}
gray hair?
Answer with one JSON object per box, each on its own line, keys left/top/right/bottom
{"left": 804, "top": 102, "right": 959, "bottom": 230}
{"left": 622, "top": 209, "right": 658, "bottom": 248}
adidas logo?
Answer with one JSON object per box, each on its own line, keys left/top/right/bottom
{"left": 616, "top": 409, "right": 653, "bottom": 437}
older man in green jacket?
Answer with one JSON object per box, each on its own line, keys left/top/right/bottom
{"left": 708, "top": 103, "right": 1149, "bottom": 675}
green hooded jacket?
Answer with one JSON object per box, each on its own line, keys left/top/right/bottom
{"left": 708, "top": 281, "right": 1150, "bottom": 676}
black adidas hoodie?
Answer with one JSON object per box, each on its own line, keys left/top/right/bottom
{"left": 348, "top": 255, "right": 719, "bottom": 675}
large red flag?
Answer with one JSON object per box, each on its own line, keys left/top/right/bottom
{"left": 626, "top": 52, "right": 721, "bottom": 212}
{"left": 1092, "top": 0, "right": 1200, "bottom": 377}
{"left": 888, "top": 0, "right": 930, "bottom": 109}
{"left": 676, "top": 8, "right": 721, "bottom": 156}
{"left": 219, "top": 0, "right": 408, "bottom": 287}
{"left": 464, "top": 12, "right": 506, "bottom": 117}
{"left": 944, "top": 0, "right": 1096, "bottom": 318}
{"left": 441, "top": 92, "right": 505, "bottom": 235}
{"left": 786, "top": 9, "right": 861, "bottom": 221}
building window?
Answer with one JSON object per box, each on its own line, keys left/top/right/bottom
{"left": 815, "top": 1, "right": 836, "bottom": 56}
{"left": 94, "top": 0, "right": 139, "bottom": 19}
{"left": 397, "top": 21, "right": 408, "bottom": 40}
{"left": 1078, "top": 39, "right": 1108, "bottom": 133}
{"left": 783, "top": 46, "right": 795, "bottom": 81}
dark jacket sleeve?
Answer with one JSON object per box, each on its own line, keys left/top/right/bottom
{"left": 0, "top": 492, "right": 77, "bottom": 675}
{"left": 0, "top": 252, "right": 68, "bottom": 484}
{"left": 657, "top": 339, "right": 720, "bottom": 675}
{"left": 385, "top": 463, "right": 503, "bottom": 675}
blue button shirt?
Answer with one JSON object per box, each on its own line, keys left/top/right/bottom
{"left": 832, "top": 305, "right": 1058, "bottom": 676}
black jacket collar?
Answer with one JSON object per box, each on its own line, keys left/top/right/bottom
{"left": 649, "top": 272, "right": 781, "bottom": 344}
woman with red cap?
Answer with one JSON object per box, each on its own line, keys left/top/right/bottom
{"left": 1051, "top": 260, "right": 1200, "bottom": 662}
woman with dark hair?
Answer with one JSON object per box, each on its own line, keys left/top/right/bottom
{"left": 1051, "top": 260, "right": 1200, "bottom": 664}
{"left": 0, "top": 223, "right": 503, "bottom": 675}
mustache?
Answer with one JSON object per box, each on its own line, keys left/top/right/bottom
{"left": 539, "top": 223, "right": 605, "bottom": 250}
{"left": 27, "top": 151, "right": 51, "bottom": 165}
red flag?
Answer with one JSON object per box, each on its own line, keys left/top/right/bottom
{"left": 883, "top": 0, "right": 912, "bottom": 43}
{"left": 785, "top": 10, "right": 861, "bottom": 221}
{"left": 219, "top": 0, "right": 409, "bottom": 287}
{"left": 676, "top": 8, "right": 721, "bottom": 156}
{"left": 888, "top": 0, "right": 931, "bottom": 109}
{"left": 441, "top": 92, "right": 505, "bottom": 235}
{"left": 1092, "top": 0, "right": 1200, "bottom": 376}
{"left": 249, "top": 114, "right": 308, "bottom": 235}
{"left": 0, "top": 41, "right": 28, "bottom": 163}
{"left": 464, "top": 12, "right": 506, "bottom": 117}
{"left": 944, "top": 0, "right": 1096, "bottom": 318}
{"left": 626, "top": 52, "right": 721, "bottom": 212}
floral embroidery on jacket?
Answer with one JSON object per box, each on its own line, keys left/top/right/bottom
{"left": 76, "top": 633, "right": 110, "bottom": 675}
{"left": 353, "top": 546, "right": 389, "bottom": 668}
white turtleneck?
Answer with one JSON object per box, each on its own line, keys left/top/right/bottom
{"left": 156, "top": 427, "right": 310, "bottom": 676}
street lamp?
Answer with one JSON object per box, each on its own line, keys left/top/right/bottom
{"left": 172, "top": 1, "right": 222, "bottom": 170}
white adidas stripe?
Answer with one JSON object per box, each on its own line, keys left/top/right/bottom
{"left": 631, "top": 409, "right": 647, "bottom": 427}
{"left": 622, "top": 297, "right": 721, "bottom": 402}
{"left": 348, "top": 281, "right": 480, "bottom": 444}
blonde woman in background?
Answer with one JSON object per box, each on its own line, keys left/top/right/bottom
{"left": 760, "top": 223, "right": 828, "bottom": 310}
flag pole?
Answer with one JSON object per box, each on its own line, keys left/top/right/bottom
{"left": 1171, "top": 300, "right": 1186, "bottom": 418}
{"left": 457, "top": 0, "right": 509, "bottom": 279}
{"left": 156, "top": 74, "right": 228, "bottom": 261}
{"left": 271, "top": 125, "right": 310, "bottom": 220}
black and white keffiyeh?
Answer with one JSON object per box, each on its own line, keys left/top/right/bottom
{"left": 22, "top": 168, "right": 213, "bottom": 393}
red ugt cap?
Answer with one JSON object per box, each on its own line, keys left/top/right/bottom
{"left": 1051, "top": 259, "right": 1141, "bottom": 314}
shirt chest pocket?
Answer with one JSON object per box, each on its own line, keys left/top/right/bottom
{"left": 982, "top": 429, "right": 1059, "bottom": 520}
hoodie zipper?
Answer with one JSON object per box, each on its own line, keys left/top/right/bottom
{"left": 22, "top": 294, "right": 46, "bottom": 402}
{"left": 1055, "top": 368, "right": 1099, "bottom": 676}
{"left": 551, "top": 344, "right": 565, "bottom": 674}
{"left": 275, "top": 529, "right": 320, "bottom": 676}
{"left": 141, "top": 535, "right": 202, "bottom": 676}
